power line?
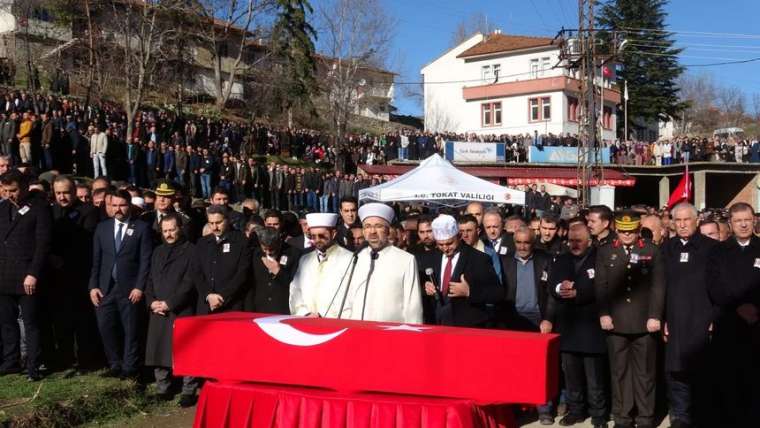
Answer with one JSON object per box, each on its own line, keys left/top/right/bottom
{"left": 528, "top": 0, "right": 551, "bottom": 31}
{"left": 621, "top": 26, "right": 760, "bottom": 40}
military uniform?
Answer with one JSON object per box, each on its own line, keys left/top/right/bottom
{"left": 594, "top": 214, "right": 664, "bottom": 428}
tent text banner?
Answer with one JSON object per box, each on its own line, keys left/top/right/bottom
{"left": 445, "top": 141, "right": 506, "bottom": 162}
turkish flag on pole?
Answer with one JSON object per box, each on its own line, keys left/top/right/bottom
{"left": 667, "top": 169, "right": 692, "bottom": 209}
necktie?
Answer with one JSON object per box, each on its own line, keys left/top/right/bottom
{"left": 317, "top": 251, "right": 327, "bottom": 263}
{"left": 442, "top": 256, "right": 453, "bottom": 295}
{"left": 115, "top": 223, "right": 124, "bottom": 251}
{"left": 113, "top": 223, "right": 124, "bottom": 280}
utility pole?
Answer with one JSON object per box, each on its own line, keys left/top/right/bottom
{"left": 556, "top": 0, "right": 623, "bottom": 207}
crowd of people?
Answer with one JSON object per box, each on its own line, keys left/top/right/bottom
{"left": 1, "top": 90, "right": 758, "bottom": 192}
{"left": 1, "top": 149, "right": 759, "bottom": 428}
{"left": 0, "top": 89, "right": 759, "bottom": 428}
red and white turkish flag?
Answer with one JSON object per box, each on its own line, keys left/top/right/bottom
{"left": 667, "top": 170, "right": 692, "bottom": 209}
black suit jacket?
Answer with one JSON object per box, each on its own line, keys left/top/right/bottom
{"left": 544, "top": 248, "right": 606, "bottom": 354}
{"left": 418, "top": 244, "right": 503, "bottom": 327}
{"left": 245, "top": 244, "right": 302, "bottom": 314}
{"left": 0, "top": 197, "right": 52, "bottom": 295}
{"left": 483, "top": 233, "right": 516, "bottom": 258}
{"left": 50, "top": 201, "right": 98, "bottom": 287}
{"left": 500, "top": 249, "right": 552, "bottom": 329}
{"left": 89, "top": 217, "right": 153, "bottom": 296}
{"left": 191, "top": 230, "right": 251, "bottom": 315}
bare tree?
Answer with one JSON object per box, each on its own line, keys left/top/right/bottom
{"left": 108, "top": 0, "right": 179, "bottom": 140}
{"left": 716, "top": 85, "right": 746, "bottom": 128}
{"left": 425, "top": 95, "right": 458, "bottom": 133}
{"left": 315, "top": 0, "right": 395, "bottom": 140}
{"left": 450, "top": 12, "right": 495, "bottom": 47}
{"left": 677, "top": 73, "right": 718, "bottom": 134}
{"left": 186, "top": 0, "right": 274, "bottom": 109}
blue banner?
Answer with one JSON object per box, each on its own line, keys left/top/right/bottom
{"left": 529, "top": 146, "right": 611, "bottom": 164}
{"left": 445, "top": 141, "right": 506, "bottom": 162}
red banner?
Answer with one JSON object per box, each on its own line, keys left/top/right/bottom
{"left": 174, "top": 313, "right": 559, "bottom": 405}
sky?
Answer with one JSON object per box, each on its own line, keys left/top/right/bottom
{"left": 367, "top": 0, "right": 760, "bottom": 117}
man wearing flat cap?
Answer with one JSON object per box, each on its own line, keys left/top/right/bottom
{"left": 290, "top": 213, "right": 354, "bottom": 318}
{"left": 595, "top": 210, "right": 665, "bottom": 428}
{"left": 140, "top": 180, "right": 192, "bottom": 245}
{"left": 344, "top": 203, "right": 423, "bottom": 323}
{"left": 418, "top": 214, "right": 502, "bottom": 327}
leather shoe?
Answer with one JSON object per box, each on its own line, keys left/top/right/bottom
{"left": 559, "top": 414, "right": 586, "bottom": 426}
{"left": 120, "top": 371, "right": 139, "bottom": 381}
{"left": 27, "top": 371, "right": 43, "bottom": 382}
{"left": 101, "top": 368, "right": 121, "bottom": 378}
{"left": 539, "top": 414, "right": 555, "bottom": 425}
{"left": 179, "top": 394, "right": 197, "bottom": 408}
{"left": 155, "top": 392, "right": 174, "bottom": 402}
{"left": 556, "top": 402, "right": 568, "bottom": 417}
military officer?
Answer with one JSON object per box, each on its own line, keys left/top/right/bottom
{"left": 594, "top": 211, "right": 665, "bottom": 428}
{"left": 140, "top": 181, "right": 192, "bottom": 245}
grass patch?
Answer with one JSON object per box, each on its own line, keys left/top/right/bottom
{"left": 0, "top": 370, "right": 171, "bottom": 427}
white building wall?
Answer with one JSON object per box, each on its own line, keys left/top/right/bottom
{"left": 422, "top": 33, "right": 484, "bottom": 133}
{"left": 423, "top": 35, "right": 619, "bottom": 139}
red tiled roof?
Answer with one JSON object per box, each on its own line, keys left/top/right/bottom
{"left": 457, "top": 33, "right": 555, "bottom": 58}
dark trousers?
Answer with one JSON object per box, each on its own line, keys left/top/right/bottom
{"left": 0, "top": 294, "right": 41, "bottom": 373}
{"left": 45, "top": 286, "right": 103, "bottom": 370}
{"left": 562, "top": 352, "right": 608, "bottom": 424}
{"left": 94, "top": 291, "right": 140, "bottom": 374}
{"left": 667, "top": 370, "right": 716, "bottom": 427}
{"left": 607, "top": 333, "right": 657, "bottom": 427}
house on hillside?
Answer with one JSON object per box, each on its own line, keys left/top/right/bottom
{"left": 421, "top": 31, "right": 620, "bottom": 140}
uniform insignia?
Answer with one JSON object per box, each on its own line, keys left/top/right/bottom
{"left": 630, "top": 253, "right": 639, "bottom": 264}
{"left": 611, "top": 254, "right": 617, "bottom": 261}
{"left": 223, "top": 243, "right": 231, "bottom": 253}
{"left": 541, "top": 271, "right": 548, "bottom": 281}
{"left": 680, "top": 252, "right": 689, "bottom": 263}
{"left": 279, "top": 255, "right": 288, "bottom": 266}
{"left": 587, "top": 268, "right": 595, "bottom": 279}
{"left": 18, "top": 206, "right": 30, "bottom": 216}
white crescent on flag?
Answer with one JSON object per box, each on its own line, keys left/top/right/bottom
{"left": 253, "top": 315, "right": 347, "bottom": 347}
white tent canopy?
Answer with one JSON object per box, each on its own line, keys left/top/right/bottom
{"left": 359, "top": 154, "right": 525, "bottom": 207}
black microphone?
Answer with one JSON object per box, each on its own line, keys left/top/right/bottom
{"left": 336, "top": 243, "right": 366, "bottom": 318}
{"left": 360, "top": 249, "right": 379, "bottom": 320}
{"left": 425, "top": 267, "right": 442, "bottom": 302}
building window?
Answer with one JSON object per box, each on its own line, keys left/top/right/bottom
{"left": 529, "top": 97, "right": 551, "bottom": 122}
{"left": 481, "top": 102, "right": 502, "bottom": 127}
{"left": 603, "top": 106, "right": 613, "bottom": 129}
{"left": 530, "top": 59, "right": 539, "bottom": 78}
{"left": 482, "top": 65, "right": 492, "bottom": 81}
{"left": 568, "top": 96, "right": 579, "bottom": 122}
{"left": 492, "top": 64, "right": 501, "bottom": 80}
{"left": 529, "top": 98, "right": 540, "bottom": 121}
{"left": 541, "top": 57, "right": 551, "bottom": 75}
{"left": 542, "top": 97, "right": 551, "bottom": 120}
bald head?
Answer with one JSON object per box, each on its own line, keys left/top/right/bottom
{"left": 640, "top": 214, "right": 664, "bottom": 244}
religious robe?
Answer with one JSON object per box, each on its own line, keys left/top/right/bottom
{"left": 344, "top": 245, "right": 423, "bottom": 324}
{"left": 289, "top": 243, "right": 354, "bottom": 317}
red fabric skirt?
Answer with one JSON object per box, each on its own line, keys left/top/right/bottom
{"left": 194, "top": 381, "right": 517, "bottom": 428}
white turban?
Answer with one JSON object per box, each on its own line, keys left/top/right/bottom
{"left": 431, "top": 214, "right": 459, "bottom": 240}
{"left": 358, "top": 203, "right": 395, "bottom": 224}
{"left": 306, "top": 213, "right": 339, "bottom": 229}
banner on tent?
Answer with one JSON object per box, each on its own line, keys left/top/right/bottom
{"left": 529, "top": 147, "right": 611, "bottom": 164}
{"left": 445, "top": 141, "right": 505, "bottom": 162}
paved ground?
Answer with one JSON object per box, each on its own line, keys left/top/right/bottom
{"left": 519, "top": 415, "right": 671, "bottom": 427}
